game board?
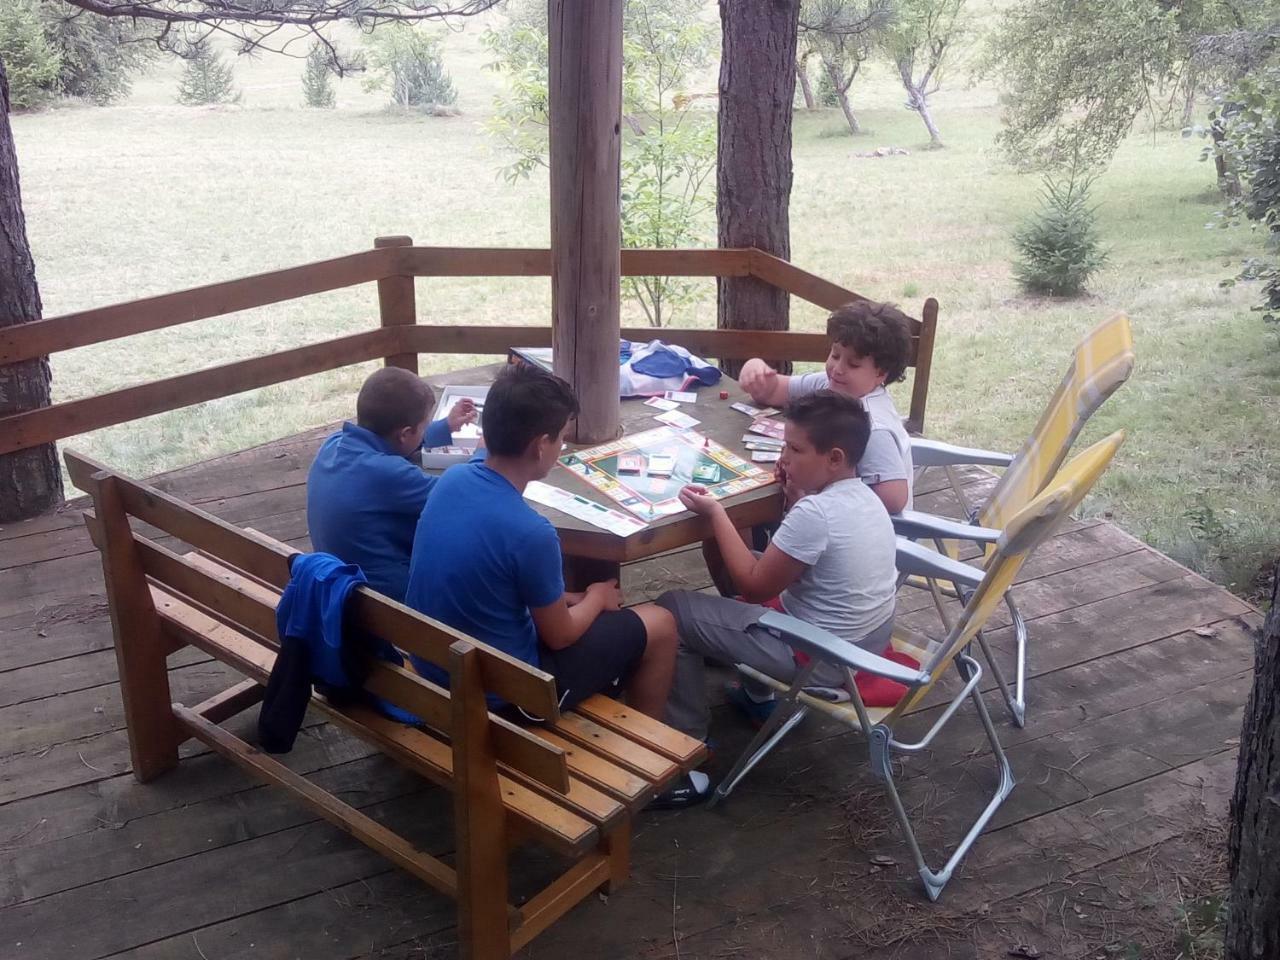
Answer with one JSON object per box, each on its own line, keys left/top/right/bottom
{"left": 559, "top": 426, "right": 775, "bottom": 520}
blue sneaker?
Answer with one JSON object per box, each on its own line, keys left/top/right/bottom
{"left": 726, "top": 683, "right": 777, "bottom": 728}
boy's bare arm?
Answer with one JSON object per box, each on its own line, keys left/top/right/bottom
{"left": 531, "top": 579, "right": 621, "bottom": 650}
{"left": 868, "top": 478, "right": 909, "bottom": 515}
{"left": 681, "top": 487, "right": 806, "bottom": 601}
{"left": 738, "top": 358, "right": 791, "bottom": 406}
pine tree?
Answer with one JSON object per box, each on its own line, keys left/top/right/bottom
{"left": 176, "top": 39, "right": 240, "bottom": 105}
{"left": 1011, "top": 169, "right": 1109, "bottom": 297}
{"left": 302, "top": 42, "right": 335, "bottom": 108}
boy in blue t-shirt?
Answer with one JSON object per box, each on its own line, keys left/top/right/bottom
{"left": 404, "top": 364, "right": 678, "bottom": 720}
{"left": 307, "top": 367, "right": 475, "bottom": 602}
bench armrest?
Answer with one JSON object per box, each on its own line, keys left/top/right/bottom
{"left": 757, "top": 610, "right": 931, "bottom": 685}
{"left": 893, "top": 509, "right": 1002, "bottom": 545}
{"left": 895, "top": 538, "right": 985, "bottom": 588}
{"left": 911, "top": 438, "right": 1014, "bottom": 469}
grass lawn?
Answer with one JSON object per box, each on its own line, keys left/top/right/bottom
{"left": 10, "top": 15, "right": 1279, "bottom": 598}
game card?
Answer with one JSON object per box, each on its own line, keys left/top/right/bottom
{"left": 617, "top": 454, "right": 645, "bottom": 474}
{"left": 741, "top": 434, "right": 785, "bottom": 448}
{"left": 644, "top": 396, "right": 679, "bottom": 411}
{"left": 730, "top": 401, "right": 780, "bottom": 418}
{"left": 751, "top": 450, "right": 781, "bottom": 463}
{"left": 747, "top": 417, "right": 785, "bottom": 440}
{"left": 654, "top": 409, "right": 700, "bottom": 429}
{"left": 647, "top": 454, "right": 676, "bottom": 476}
{"left": 663, "top": 390, "right": 698, "bottom": 403}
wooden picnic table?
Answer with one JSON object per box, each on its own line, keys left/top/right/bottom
{"left": 426, "top": 362, "right": 784, "bottom": 588}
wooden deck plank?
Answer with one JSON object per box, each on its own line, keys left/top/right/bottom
{"left": 3, "top": 788, "right": 459, "bottom": 960}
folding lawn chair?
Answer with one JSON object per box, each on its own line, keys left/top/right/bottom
{"left": 711, "top": 431, "right": 1127, "bottom": 900}
{"left": 894, "top": 312, "right": 1135, "bottom": 726}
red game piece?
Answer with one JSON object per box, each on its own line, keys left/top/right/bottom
{"left": 719, "top": 390, "right": 729, "bottom": 400}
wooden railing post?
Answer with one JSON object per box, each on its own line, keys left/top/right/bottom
{"left": 375, "top": 235, "right": 419, "bottom": 374}
{"left": 449, "top": 640, "right": 512, "bottom": 960}
{"left": 84, "top": 471, "right": 180, "bottom": 782}
{"left": 907, "top": 297, "right": 938, "bottom": 435}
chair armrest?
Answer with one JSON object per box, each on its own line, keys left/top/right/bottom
{"left": 911, "top": 438, "right": 1014, "bottom": 468}
{"left": 757, "top": 611, "right": 931, "bottom": 685}
{"left": 895, "top": 538, "right": 985, "bottom": 588}
{"left": 893, "top": 509, "right": 1002, "bottom": 545}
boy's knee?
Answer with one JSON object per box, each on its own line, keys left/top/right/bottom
{"left": 635, "top": 601, "right": 678, "bottom": 647}
{"left": 654, "top": 589, "right": 693, "bottom": 626}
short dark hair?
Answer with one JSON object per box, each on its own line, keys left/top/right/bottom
{"left": 826, "top": 300, "right": 913, "bottom": 384}
{"left": 483, "top": 363, "right": 579, "bottom": 457}
{"left": 356, "top": 367, "right": 434, "bottom": 438}
{"left": 784, "top": 390, "right": 871, "bottom": 465}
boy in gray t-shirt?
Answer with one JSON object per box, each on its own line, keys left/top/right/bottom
{"left": 739, "top": 300, "right": 915, "bottom": 514}
{"left": 657, "top": 392, "right": 898, "bottom": 756}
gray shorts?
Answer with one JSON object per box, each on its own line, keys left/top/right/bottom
{"left": 656, "top": 589, "right": 894, "bottom": 740}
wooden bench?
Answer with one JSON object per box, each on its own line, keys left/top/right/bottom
{"left": 65, "top": 450, "right": 706, "bottom": 960}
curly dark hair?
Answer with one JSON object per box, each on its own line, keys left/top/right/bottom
{"left": 826, "top": 300, "right": 913, "bottom": 384}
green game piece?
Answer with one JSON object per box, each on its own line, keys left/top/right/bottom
{"left": 692, "top": 462, "right": 720, "bottom": 483}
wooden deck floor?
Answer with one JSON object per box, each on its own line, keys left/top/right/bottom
{"left": 0, "top": 426, "right": 1260, "bottom": 960}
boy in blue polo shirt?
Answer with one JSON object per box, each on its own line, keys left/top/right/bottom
{"left": 404, "top": 364, "right": 679, "bottom": 720}
{"left": 306, "top": 367, "right": 475, "bottom": 602}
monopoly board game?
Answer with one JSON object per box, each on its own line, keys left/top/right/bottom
{"left": 559, "top": 426, "right": 775, "bottom": 520}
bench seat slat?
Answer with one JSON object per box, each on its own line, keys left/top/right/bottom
{"left": 531, "top": 729, "right": 655, "bottom": 809}
{"left": 572, "top": 695, "right": 707, "bottom": 769}
{"left": 550, "top": 713, "right": 678, "bottom": 784}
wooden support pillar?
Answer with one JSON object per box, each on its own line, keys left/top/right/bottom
{"left": 375, "top": 235, "right": 419, "bottom": 375}
{"left": 549, "top": 0, "right": 624, "bottom": 444}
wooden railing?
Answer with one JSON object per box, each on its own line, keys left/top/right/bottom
{"left": 0, "top": 242, "right": 939, "bottom": 458}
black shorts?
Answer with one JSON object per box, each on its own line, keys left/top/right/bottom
{"left": 537, "top": 608, "right": 647, "bottom": 712}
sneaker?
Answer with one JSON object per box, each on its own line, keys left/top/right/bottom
{"left": 648, "top": 770, "right": 712, "bottom": 810}
{"left": 726, "top": 683, "right": 778, "bottom": 728}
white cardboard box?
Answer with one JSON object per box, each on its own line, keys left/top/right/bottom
{"left": 422, "top": 384, "right": 490, "bottom": 468}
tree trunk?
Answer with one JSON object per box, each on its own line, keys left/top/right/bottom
{"left": 1225, "top": 560, "right": 1280, "bottom": 960}
{"left": 1212, "top": 116, "right": 1242, "bottom": 198}
{"left": 796, "top": 55, "right": 816, "bottom": 111}
{"left": 0, "top": 57, "right": 62, "bottom": 523}
{"left": 716, "top": 0, "right": 800, "bottom": 377}
{"left": 897, "top": 61, "right": 943, "bottom": 147}
{"left": 825, "top": 59, "right": 860, "bottom": 134}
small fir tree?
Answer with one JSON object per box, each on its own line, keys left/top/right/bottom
{"left": 0, "top": 0, "right": 61, "bottom": 110}
{"left": 1012, "top": 169, "right": 1109, "bottom": 297}
{"left": 302, "top": 42, "right": 336, "bottom": 108}
{"left": 176, "top": 39, "right": 240, "bottom": 105}
{"left": 363, "top": 25, "right": 456, "bottom": 110}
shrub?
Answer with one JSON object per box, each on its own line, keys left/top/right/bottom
{"left": 815, "top": 63, "right": 841, "bottom": 107}
{"left": 0, "top": 0, "right": 60, "bottom": 111}
{"left": 363, "top": 25, "right": 457, "bottom": 111}
{"left": 176, "top": 39, "right": 240, "bottom": 106}
{"left": 1011, "top": 170, "right": 1109, "bottom": 297}
{"left": 302, "top": 41, "right": 336, "bottom": 108}
{"left": 42, "top": 1, "right": 153, "bottom": 104}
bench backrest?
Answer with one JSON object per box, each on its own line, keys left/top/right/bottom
{"left": 65, "top": 449, "right": 572, "bottom": 795}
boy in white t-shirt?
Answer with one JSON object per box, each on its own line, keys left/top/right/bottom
{"left": 738, "top": 301, "right": 915, "bottom": 514}
{"left": 657, "top": 392, "right": 898, "bottom": 775}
